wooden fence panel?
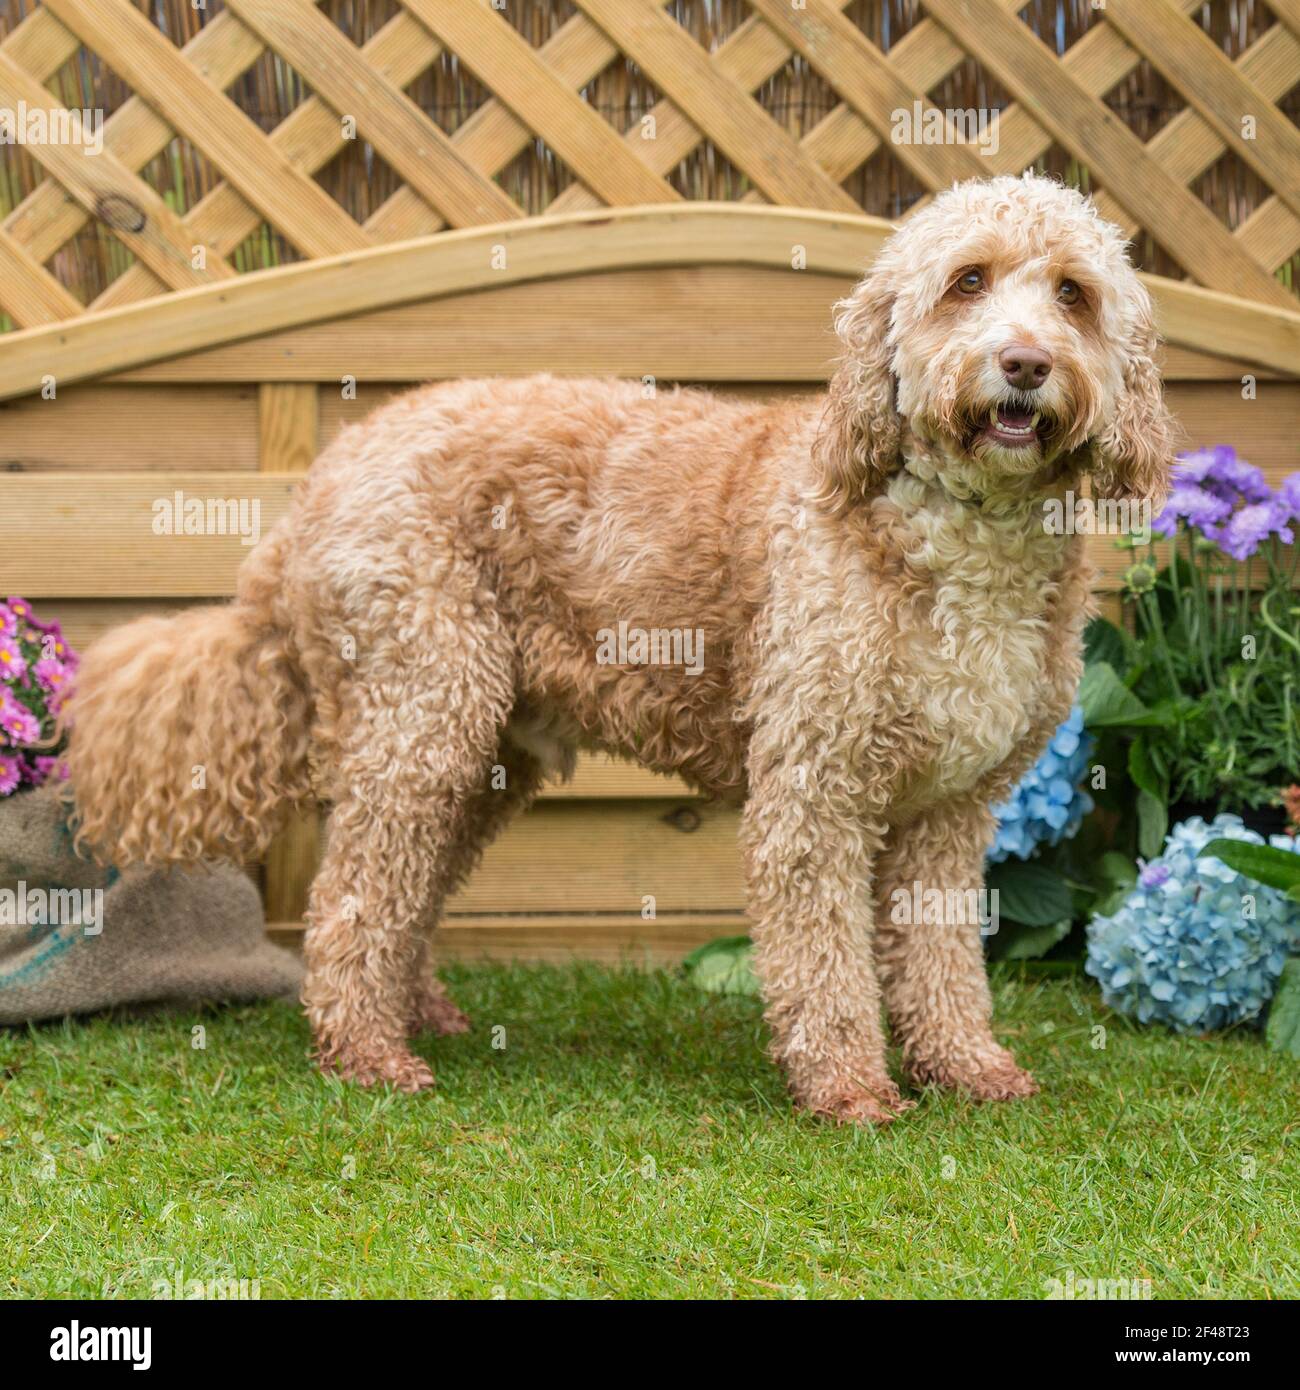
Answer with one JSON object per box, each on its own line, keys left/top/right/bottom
{"left": 0, "top": 0, "right": 1295, "bottom": 960}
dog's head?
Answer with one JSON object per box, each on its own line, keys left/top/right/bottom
{"left": 815, "top": 173, "right": 1174, "bottom": 511}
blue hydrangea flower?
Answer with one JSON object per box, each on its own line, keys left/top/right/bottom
{"left": 988, "top": 705, "right": 1094, "bottom": 863}
{"left": 1086, "top": 815, "right": 1300, "bottom": 1032}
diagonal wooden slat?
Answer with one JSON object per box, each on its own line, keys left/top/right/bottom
{"left": 1269, "top": 0, "right": 1300, "bottom": 41}
{"left": 0, "top": 51, "right": 237, "bottom": 295}
{"left": 570, "top": 0, "right": 860, "bottom": 212}
{"left": 1090, "top": 22, "right": 1300, "bottom": 271}
{"left": 922, "top": 0, "right": 1295, "bottom": 310}
{"left": 1104, "top": 0, "right": 1300, "bottom": 222}
{"left": 91, "top": 9, "right": 445, "bottom": 311}
{"left": 364, "top": 7, "right": 620, "bottom": 240}
{"left": 220, "top": 0, "right": 522, "bottom": 228}
{"left": 770, "top": 0, "right": 1295, "bottom": 279}
{"left": 747, "top": 0, "right": 989, "bottom": 189}
{"left": 0, "top": 5, "right": 80, "bottom": 84}
{"left": 39, "top": 0, "right": 372, "bottom": 259}
{"left": 549, "top": 0, "right": 858, "bottom": 216}
{"left": 0, "top": 228, "right": 83, "bottom": 327}
{"left": 95, "top": 4, "right": 617, "bottom": 307}
{"left": 403, "top": 0, "right": 678, "bottom": 207}
{"left": 786, "top": 0, "right": 1184, "bottom": 200}
{"left": 1237, "top": 199, "right": 1300, "bottom": 279}
{"left": 4, "top": 10, "right": 267, "bottom": 274}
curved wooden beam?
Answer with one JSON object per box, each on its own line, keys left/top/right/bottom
{"left": 0, "top": 203, "right": 1294, "bottom": 400}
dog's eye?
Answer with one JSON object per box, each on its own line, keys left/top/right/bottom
{"left": 1058, "top": 280, "right": 1081, "bottom": 305}
{"left": 956, "top": 269, "right": 984, "bottom": 295}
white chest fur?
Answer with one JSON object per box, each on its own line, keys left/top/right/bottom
{"left": 885, "top": 470, "right": 1068, "bottom": 805}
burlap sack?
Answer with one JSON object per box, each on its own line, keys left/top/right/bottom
{"left": 0, "top": 783, "right": 302, "bottom": 1024}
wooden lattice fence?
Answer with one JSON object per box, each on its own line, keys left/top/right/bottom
{"left": 0, "top": 0, "right": 1296, "bottom": 958}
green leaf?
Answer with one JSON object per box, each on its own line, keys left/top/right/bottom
{"left": 986, "top": 917, "right": 1072, "bottom": 961}
{"left": 986, "top": 860, "right": 1073, "bottom": 927}
{"left": 682, "top": 936, "right": 759, "bottom": 996}
{"left": 1098, "top": 852, "right": 1138, "bottom": 888}
{"left": 1083, "top": 617, "right": 1132, "bottom": 676}
{"left": 1127, "top": 737, "right": 1165, "bottom": 801}
{"left": 1265, "top": 959, "right": 1300, "bottom": 1059}
{"left": 1137, "top": 790, "right": 1168, "bottom": 861}
{"left": 1079, "top": 662, "right": 1169, "bottom": 728}
{"left": 1199, "top": 839, "right": 1300, "bottom": 894}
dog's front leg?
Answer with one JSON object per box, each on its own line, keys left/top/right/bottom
{"left": 742, "top": 759, "right": 912, "bottom": 1126}
{"left": 874, "top": 800, "right": 1037, "bottom": 1100}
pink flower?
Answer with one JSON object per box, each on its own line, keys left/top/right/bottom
{"left": 6, "top": 596, "right": 33, "bottom": 626}
{"left": 0, "top": 753, "right": 21, "bottom": 795}
{"left": 0, "top": 699, "right": 40, "bottom": 746}
{"left": 36, "top": 628, "right": 74, "bottom": 666}
{"left": 0, "top": 603, "right": 15, "bottom": 638}
{"left": 34, "top": 657, "right": 67, "bottom": 695}
{"left": 31, "top": 754, "right": 68, "bottom": 785}
{"left": 0, "top": 636, "right": 26, "bottom": 683}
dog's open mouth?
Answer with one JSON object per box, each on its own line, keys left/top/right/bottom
{"left": 980, "top": 403, "right": 1046, "bottom": 449}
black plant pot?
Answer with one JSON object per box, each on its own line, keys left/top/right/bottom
{"left": 1168, "top": 798, "right": 1290, "bottom": 840}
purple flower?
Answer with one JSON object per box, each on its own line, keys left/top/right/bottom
{"left": 0, "top": 603, "right": 15, "bottom": 638}
{"left": 1216, "top": 501, "right": 1293, "bottom": 562}
{"left": 1139, "top": 862, "right": 1172, "bottom": 889}
{"left": 1275, "top": 473, "right": 1300, "bottom": 523}
{"left": 1173, "top": 446, "right": 1269, "bottom": 506}
{"left": 0, "top": 753, "right": 20, "bottom": 795}
{"left": 0, "top": 698, "right": 40, "bottom": 746}
{"left": 0, "top": 636, "right": 27, "bottom": 683}
{"left": 31, "top": 754, "right": 68, "bottom": 784}
{"left": 1153, "top": 483, "right": 1233, "bottom": 538}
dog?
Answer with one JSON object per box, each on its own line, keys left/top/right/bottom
{"left": 66, "top": 174, "right": 1172, "bottom": 1123}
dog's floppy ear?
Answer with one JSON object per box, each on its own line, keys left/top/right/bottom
{"left": 812, "top": 268, "right": 901, "bottom": 514}
{"left": 1091, "top": 279, "right": 1174, "bottom": 511}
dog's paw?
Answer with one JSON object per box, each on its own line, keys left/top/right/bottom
{"left": 803, "top": 1078, "right": 917, "bottom": 1127}
{"left": 907, "top": 1045, "right": 1038, "bottom": 1102}
{"left": 321, "top": 1044, "right": 436, "bottom": 1094}
{"left": 408, "top": 990, "right": 471, "bottom": 1038}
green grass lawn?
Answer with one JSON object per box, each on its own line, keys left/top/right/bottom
{"left": 1, "top": 962, "right": 1296, "bottom": 1299}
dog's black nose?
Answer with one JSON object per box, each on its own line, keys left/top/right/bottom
{"left": 998, "top": 344, "right": 1053, "bottom": 390}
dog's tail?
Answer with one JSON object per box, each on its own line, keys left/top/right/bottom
{"left": 65, "top": 599, "right": 312, "bottom": 867}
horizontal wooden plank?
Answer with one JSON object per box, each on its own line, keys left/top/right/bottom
{"left": 18, "top": 598, "right": 198, "bottom": 653}
{"left": 318, "top": 381, "right": 821, "bottom": 445}
{"left": 0, "top": 473, "right": 297, "bottom": 598}
{"left": 1157, "top": 347, "right": 1287, "bottom": 382}
{"left": 442, "top": 801, "right": 743, "bottom": 915}
{"left": 267, "top": 917, "right": 743, "bottom": 964}
{"left": 548, "top": 753, "right": 692, "bottom": 800}
{"left": 115, "top": 268, "right": 846, "bottom": 383}
{"left": 0, "top": 207, "right": 1294, "bottom": 401}
{"left": 0, "top": 386, "right": 260, "bottom": 471}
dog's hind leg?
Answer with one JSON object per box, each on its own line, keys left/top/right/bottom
{"left": 874, "top": 801, "right": 1037, "bottom": 1101}
{"left": 405, "top": 743, "right": 545, "bottom": 1038}
{"left": 302, "top": 595, "right": 516, "bottom": 1092}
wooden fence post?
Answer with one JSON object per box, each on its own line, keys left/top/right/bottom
{"left": 259, "top": 383, "right": 320, "bottom": 928}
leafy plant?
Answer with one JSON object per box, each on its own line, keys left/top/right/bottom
{"left": 1120, "top": 449, "right": 1300, "bottom": 812}
{"left": 0, "top": 595, "right": 77, "bottom": 796}
{"left": 682, "top": 935, "right": 759, "bottom": 996}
